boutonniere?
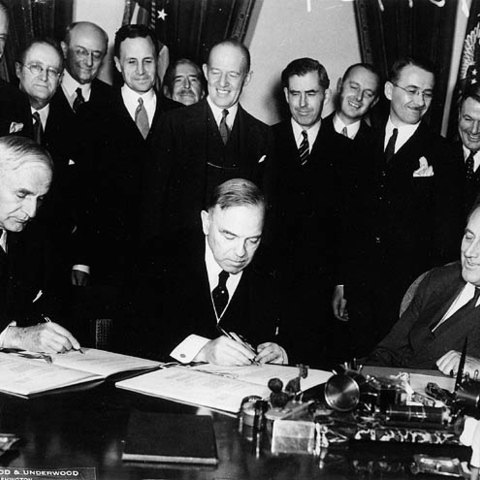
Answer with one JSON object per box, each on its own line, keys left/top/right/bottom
{"left": 413, "top": 156, "right": 434, "bottom": 177}
{"left": 9, "top": 122, "right": 24, "bottom": 134}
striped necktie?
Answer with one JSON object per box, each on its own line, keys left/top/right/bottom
{"left": 384, "top": 128, "right": 398, "bottom": 163}
{"left": 219, "top": 109, "right": 230, "bottom": 145}
{"left": 135, "top": 97, "right": 149, "bottom": 139}
{"left": 298, "top": 130, "right": 309, "bottom": 165}
{"left": 73, "top": 87, "right": 85, "bottom": 113}
{"left": 466, "top": 149, "right": 477, "bottom": 182}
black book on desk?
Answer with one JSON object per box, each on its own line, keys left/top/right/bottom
{"left": 122, "top": 411, "right": 218, "bottom": 465}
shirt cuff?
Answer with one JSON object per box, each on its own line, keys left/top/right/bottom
{"left": 170, "top": 334, "right": 210, "bottom": 363}
{"left": 0, "top": 322, "right": 17, "bottom": 347}
{"left": 72, "top": 264, "right": 90, "bottom": 274}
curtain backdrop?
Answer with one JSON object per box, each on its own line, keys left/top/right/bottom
{"left": 1, "top": 0, "right": 73, "bottom": 82}
{"left": 354, "top": 0, "right": 457, "bottom": 133}
{"left": 123, "top": 0, "right": 255, "bottom": 66}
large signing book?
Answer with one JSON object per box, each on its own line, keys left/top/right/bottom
{"left": 0, "top": 348, "right": 160, "bottom": 398}
{"left": 116, "top": 364, "right": 332, "bottom": 414}
{"left": 122, "top": 411, "right": 218, "bottom": 465}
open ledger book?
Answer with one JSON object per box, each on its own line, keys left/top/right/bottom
{"left": 116, "top": 364, "right": 333, "bottom": 414}
{"left": 0, "top": 348, "right": 160, "bottom": 398}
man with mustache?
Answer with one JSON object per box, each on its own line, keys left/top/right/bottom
{"left": 333, "top": 57, "right": 463, "bottom": 358}
{"left": 162, "top": 58, "right": 205, "bottom": 106}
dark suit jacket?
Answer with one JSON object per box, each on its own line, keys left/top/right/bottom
{"left": 0, "top": 221, "right": 68, "bottom": 332}
{"left": 74, "top": 88, "right": 179, "bottom": 285}
{"left": 342, "top": 120, "right": 464, "bottom": 354}
{"left": 271, "top": 119, "right": 352, "bottom": 365}
{"left": 366, "top": 262, "right": 480, "bottom": 369}
{"left": 0, "top": 79, "right": 31, "bottom": 137}
{"left": 142, "top": 98, "right": 274, "bottom": 241}
{"left": 130, "top": 230, "right": 282, "bottom": 361}
{"left": 453, "top": 141, "right": 480, "bottom": 216}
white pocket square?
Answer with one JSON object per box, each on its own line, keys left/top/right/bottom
{"left": 68, "top": 159, "right": 75, "bottom": 166}
{"left": 413, "top": 156, "right": 434, "bottom": 177}
{"left": 9, "top": 122, "right": 24, "bottom": 133}
{"left": 258, "top": 155, "right": 266, "bottom": 163}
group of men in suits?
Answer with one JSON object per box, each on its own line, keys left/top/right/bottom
{"left": 1, "top": 1, "right": 480, "bottom": 373}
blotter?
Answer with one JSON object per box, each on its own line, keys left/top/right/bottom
{"left": 122, "top": 411, "right": 218, "bottom": 465}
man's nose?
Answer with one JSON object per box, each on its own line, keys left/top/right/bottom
{"left": 137, "top": 62, "right": 145, "bottom": 75}
{"left": 85, "top": 52, "right": 94, "bottom": 67}
{"left": 219, "top": 72, "right": 228, "bottom": 87}
{"left": 234, "top": 240, "right": 247, "bottom": 257}
{"left": 22, "top": 198, "right": 37, "bottom": 219}
{"left": 356, "top": 90, "right": 364, "bottom": 102}
{"left": 299, "top": 93, "right": 308, "bottom": 108}
{"left": 471, "top": 121, "right": 480, "bottom": 135}
{"left": 183, "top": 77, "right": 191, "bottom": 89}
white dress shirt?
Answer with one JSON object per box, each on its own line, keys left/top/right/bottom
{"left": 121, "top": 85, "right": 156, "bottom": 128}
{"left": 291, "top": 117, "right": 321, "bottom": 152}
{"left": 31, "top": 104, "right": 49, "bottom": 130}
{"left": 333, "top": 113, "right": 361, "bottom": 139}
{"left": 384, "top": 117, "right": 420, "bottom": 153}
{"left": 170, "top": 240, "right": 243, "bottom": 363}
{"left": 206, "top": 96, "right": 238, "bottom": 131}
{"left": 61, "top": 69, "right": 92, "bottom": 110}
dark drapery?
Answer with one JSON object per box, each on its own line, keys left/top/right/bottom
{"left": 354, "top": 0, "right": 457, "bottom": 133}
{"left": 1, "top": 0, "right": 73, "bottom": 82}
{"left": 123, "top": 0, "right": 256, "bottom": 66}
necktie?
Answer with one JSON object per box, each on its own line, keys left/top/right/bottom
{"left": 341, "top": 126, "right": 349, "bottom": 138}
{"left": 135, "top": 97, "right": 149, "bottom": 139}
{"left": 384, "top": 128, "right": 398, "bottom": 163}
{"left": 212, "top": 270, "right": 229, "bottom": 316}
{"left": 298, "top": 130, "right": 309, "bottom": 165}
{"left": 466, "top": 149, "right": 477, "bottom": 182}
{"left": 219, "top": 109, "right": 230, "bottom": 145}
{"left": 73, "top": 87, "right": 85, "bottom": 113}
{"left": 431, "top": 287, "right": 480, "bottom": 332}
{"left": 32, "top": 111, "right": 43, "bottom": 145}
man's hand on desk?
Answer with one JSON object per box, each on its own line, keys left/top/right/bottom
{"left": 256, "top": 342, "right": 287, "bottom": 364}
{"left": 194, "top": 336, "right": 256, "bottom": 366}
{"left": 436, "top": 350, "right": 480, "bottom": 378}
{"left": 332, "top": 285, "right": 349, "bottom": 321}
{"left": 71, "top": 269, "right": 90, "bottom": 286}
{"left": 3, "top": 323, "right": 81, "bottom": 354}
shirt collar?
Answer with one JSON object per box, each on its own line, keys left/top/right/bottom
{"left": 31, "top": 104, "right": 50, "bottom": 129}
{"left": 333, "top": 113, "right": 361, "bottom": 139}
{"left": 206, "top": 96, "right": 238, "bottom": 128}
{"left": 204, "top": 237, "right": 242, "bottom": 291}
{"left": 385, "top": 117, "right": 421, "bottom": 151}
{"left": 291, "top": 117, "right": 321, "bottom": 146}
{"left": 61, "top": 69, "right": 92, "bottom": 100}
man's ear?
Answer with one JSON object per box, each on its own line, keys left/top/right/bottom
{"left": 15, "top": 62, "right": 22, "bottom": 81}
{"left": 202, "top": 63, "right": 208, "bottom": 80}
{"left": 201, "top": 210, "right": 210, "bottom": 236}
{"left": 60, "top": 41, "right": 68, "bottom": 59}
{"left": 162, "top": 84, "right": 170, "bottom": 99}
{"left": 385, "top": 81, "right": 393, "bottom": 101}
{"left": 283, "top": 86, "right": 289, "bottom": 104}
{"left": 114, "top": 56, "right": 121, "bottom": 74}
{"left": 336, "top": 77, "right": 343, "bottom": 94}
{"left": 371, "top": 95, "right": 380, "bottom": 109}
{"left": 243, "top": 70, "right": 252, "bottom": 87}
{"left": 324, "top": 88, "right": 332, "bottom": 105}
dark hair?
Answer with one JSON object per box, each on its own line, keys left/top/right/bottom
{"left": 281, "top": 57, "right": 329, "bottom": 90}
{"left": 388, "top": 56, "right": 436, "bottom": 83}
{"left": 114, "top": 24, "right": 157, "bottom": 58}
{"left": 342, "top": 63, "right": 381, "bottom": 90}
{"left": 163, "top": 58, "right": 204, "bottom": 94}
{"left": 458, "top": 82, "right": 480, "bottom": 111}
{"left": 206, "top": 178, "right": 266, "bottom": 212}
{"left": 64, "top": 21, "right": 108, "bottom": 50}
{"left": 0, "top": 135, "right": 53, "bottom": 172}
{"left": 208, "top": 38, "right": 250, "bottom": 73}
{"left": 18, "top": 38, "right": 64, "bottom": 70}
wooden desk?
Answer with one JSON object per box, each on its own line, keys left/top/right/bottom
{"left": 0, "top": 380, "right": 470, "bottom": 480}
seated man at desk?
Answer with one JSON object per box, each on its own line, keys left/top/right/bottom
{"left": 138, "top": 178, "right": 287, "bottom": 366}
{"left": 365, "top": 199, "right": 480, "bottom": 375}
{"left": 0, "top": 135, "right": 80, "bottom": 353}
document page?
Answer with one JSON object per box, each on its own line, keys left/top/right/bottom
{"left": 116, "top": 366, "right": 268, "bottom": 413}
{"left": 190, "top": 364, "right": 332, "bottom": 391}
{"left": 0, "top": 353, "right": 99, "bottom": 397}
{"left": 50, "top": 348, "right": 161, "bottom": 377}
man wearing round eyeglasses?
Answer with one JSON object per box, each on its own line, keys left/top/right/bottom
{"left": 333, "top": 57, "right": 463, "bottom": 360}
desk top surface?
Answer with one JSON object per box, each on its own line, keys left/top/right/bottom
{"left": 0, "top": 375, "right": 470, "bottom": 480}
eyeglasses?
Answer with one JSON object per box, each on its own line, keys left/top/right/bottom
{"left": 21, "top": 63, "right": 61, "bottom": 79}
{"left": 391, "top": 82, "right": 433, "bottom": 101}
{"left": 73, "top": 47, "right": 104, "bottom": 61}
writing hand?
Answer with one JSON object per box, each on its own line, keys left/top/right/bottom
{"left": 4, "top": 322, "right": 81, "bottom": 354}
{"left": 255, "top": 342, "right": 288, "bottom": 364}
{"left": 194, "top": 336, "right": 255, "bottom": 366}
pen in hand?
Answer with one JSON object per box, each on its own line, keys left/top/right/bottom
{"left": 41, "top": 315, "right": 84, "bottom": 354}
{"left": 216, "top": 325, "right": 260, "bottom": 365}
